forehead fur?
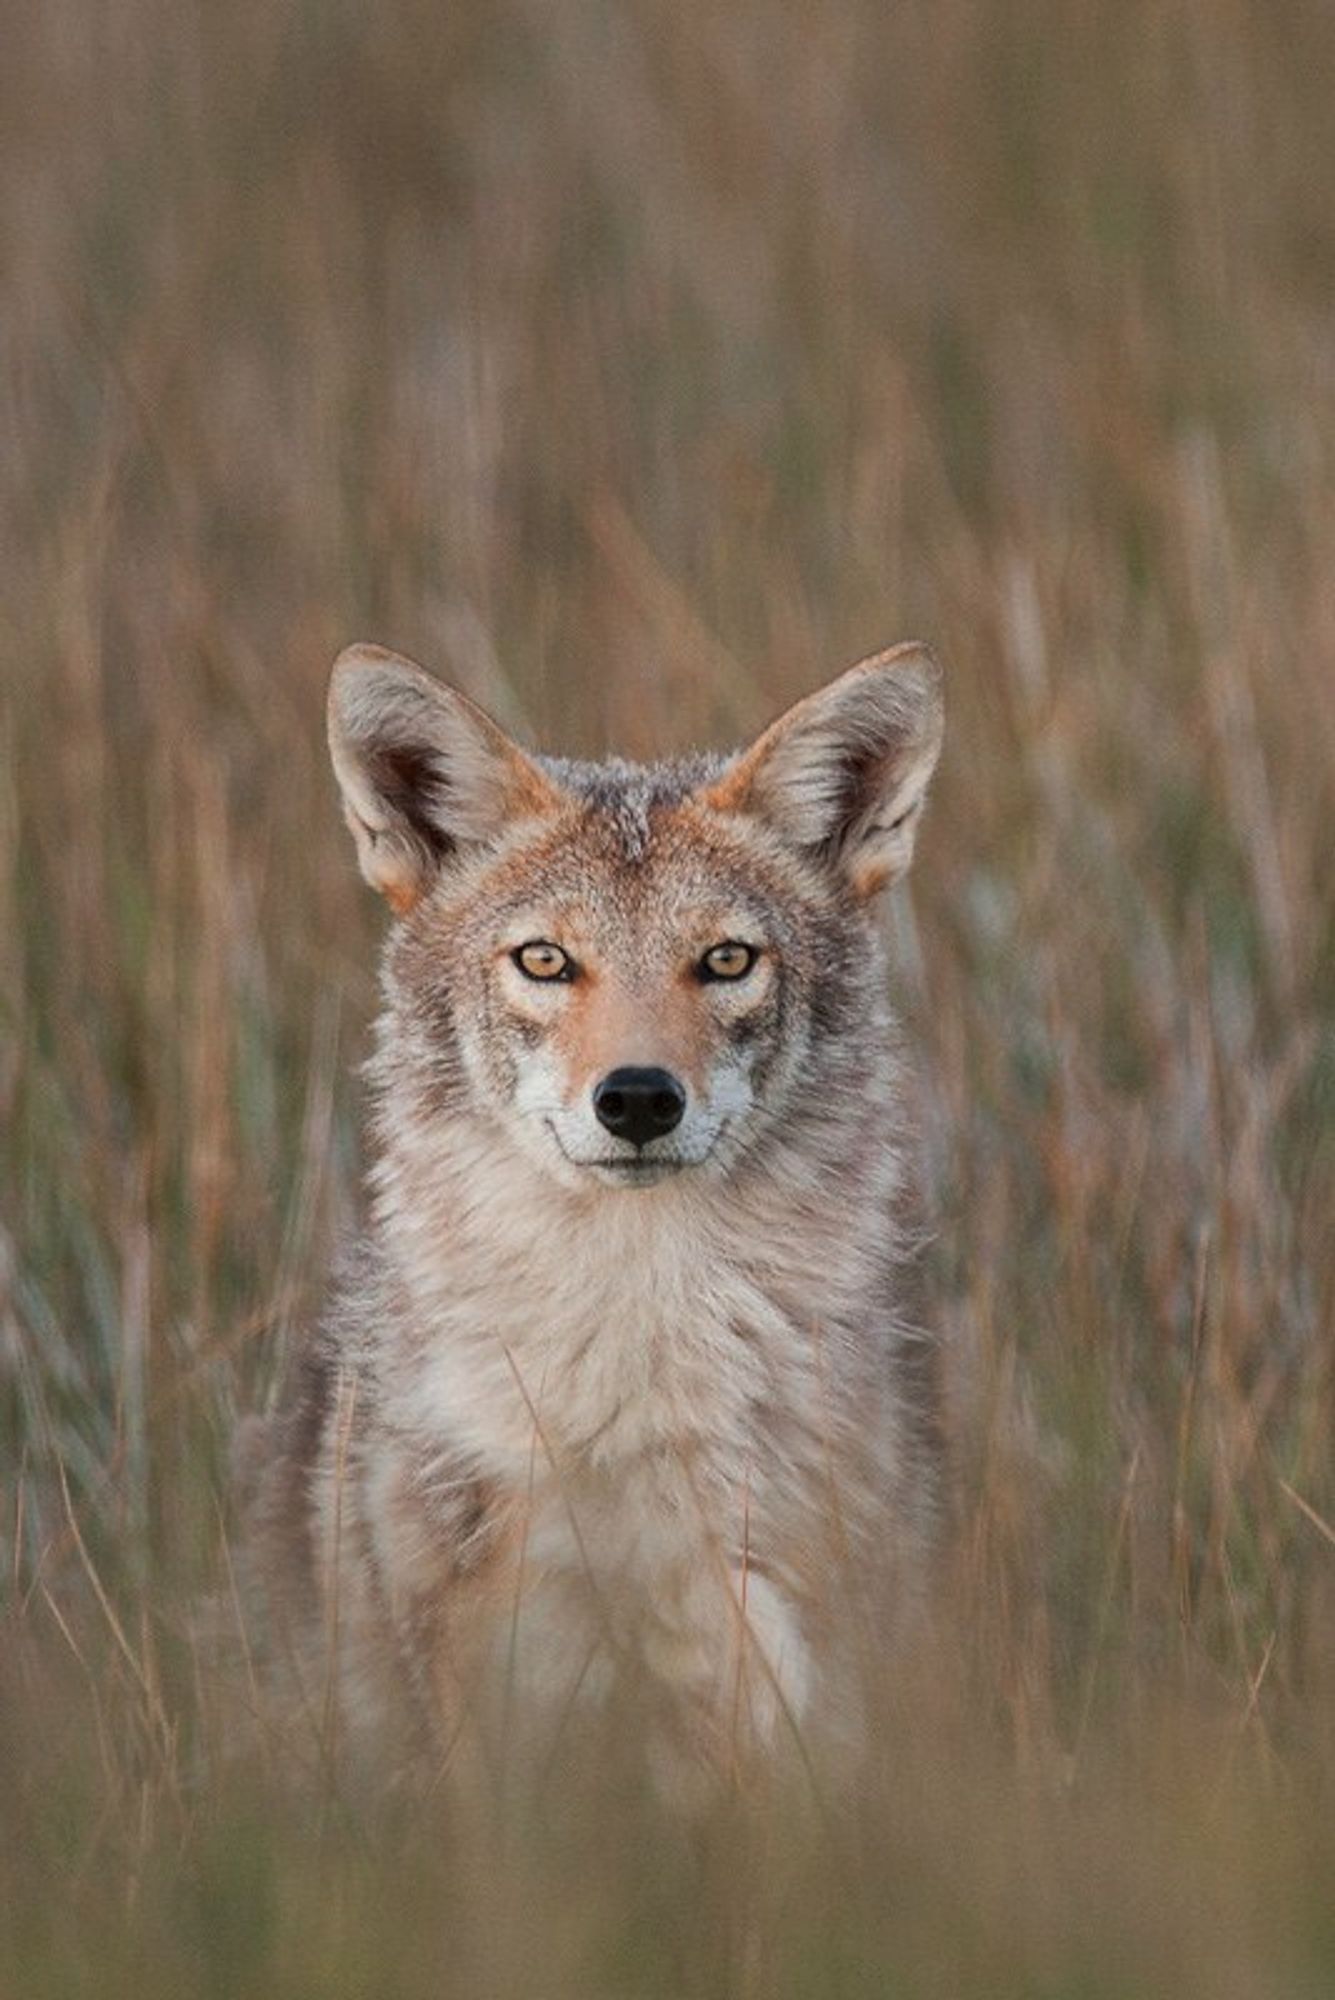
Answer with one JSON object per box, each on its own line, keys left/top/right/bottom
{"left": 536, "top": 751, "right": 732, "bottom": 866}
{"left": 450, "top": 763, "right": 826, "bottom": 945}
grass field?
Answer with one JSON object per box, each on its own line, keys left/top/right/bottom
{"left": 3, "top": 1, "right": 1334, "bottom": 1992}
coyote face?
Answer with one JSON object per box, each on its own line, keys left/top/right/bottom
{"left": 331, "top": 641, "right": 943, "bottom": 1198}
{"left": 476, "top": 846, "right": 787, "bottom": 1190}
{"left": 241, "top": 638, "right": 944, "bottom": 1795}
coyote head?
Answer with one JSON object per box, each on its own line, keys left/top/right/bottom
{"left": 329, "top": 642, "right": 943, "bottom": 1191}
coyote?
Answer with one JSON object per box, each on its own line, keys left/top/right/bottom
{"left": 238, "top": 640, "right": 945, "bottom": 1791}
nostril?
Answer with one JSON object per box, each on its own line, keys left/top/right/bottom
{"left": 651, "top": 1090, "right": 681, "bottom": 1126}
{"left": 599, "top": 1090, "right": 626, "bottom": 1125}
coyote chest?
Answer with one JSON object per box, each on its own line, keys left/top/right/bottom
{"left": 413, "top": 1236, "right": 772, "bottom": 1477}
{"left": 388, "top": 1145, "right": 817, "bottom": 1469}
{"left": 367, "top": 1172, "right": 848, "bottom": 1749}
{"left": 241, "top": 635, "right": 944, "bottom": 1787}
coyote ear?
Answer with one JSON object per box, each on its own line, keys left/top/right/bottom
{"left": 704, "top": 643, "right": 944, "bottom": 896}
{"left": 328, "top": 644, "right": 562, "bottom": 913}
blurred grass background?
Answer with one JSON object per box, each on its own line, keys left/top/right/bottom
{"left": 2, "top": 0, "right": 1334, "bottom": 1993}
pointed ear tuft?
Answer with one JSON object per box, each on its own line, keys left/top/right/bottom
{"left": 703, "top": 643, "right": 944, "bottom": 896}
{"left": 327, "top": 644, "right": 562, "bottom": 913}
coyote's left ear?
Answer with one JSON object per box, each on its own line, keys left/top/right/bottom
{"left": 704, "top": 643, "right": 944, "bottom": 896}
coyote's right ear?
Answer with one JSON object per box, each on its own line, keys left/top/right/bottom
{"left": 328, "top": 645, "right": 562, "bottom": 914}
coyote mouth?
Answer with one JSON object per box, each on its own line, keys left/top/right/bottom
{"left": 543, "top": 1120, "right": 710, "bottom": 1180}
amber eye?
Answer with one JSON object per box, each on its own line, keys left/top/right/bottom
{"left": 512, "top": 940, "right": 576, "bottom": 982}
{"left": 698, "top": 941, "right": 759, "bottom": 982}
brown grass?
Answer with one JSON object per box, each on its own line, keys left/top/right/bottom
{"left": 2, "top": 1, "right": 1334, "bottom": 1992}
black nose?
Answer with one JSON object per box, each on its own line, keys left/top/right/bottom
{"left": 592, "top": 1066, "right": 687, "bottom": 1148}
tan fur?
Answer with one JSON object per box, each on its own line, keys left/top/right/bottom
{"left": 239, "top": 640, "right": 945, "bottom": 1796}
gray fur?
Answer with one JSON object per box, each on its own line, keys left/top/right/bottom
{"left": 538, "top": 753, "right": 731, "bottom": 862}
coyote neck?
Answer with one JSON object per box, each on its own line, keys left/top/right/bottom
{"left": 365, "top": 1095, "right": 902, "bottom": 1487}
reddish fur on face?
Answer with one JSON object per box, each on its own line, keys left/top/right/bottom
{"left": 546, "top": 971, "right": 710, "bottom": 1098}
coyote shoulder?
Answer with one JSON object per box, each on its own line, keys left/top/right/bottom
{"left": 238, "top": 640, "right": 945, "bottom": 1788}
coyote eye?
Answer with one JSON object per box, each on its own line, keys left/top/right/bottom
{"left": 698, "top": 941, "right": 759, "bottom": 982}
{"left": 512, "top": 940, "right": 576, "bottom": 982}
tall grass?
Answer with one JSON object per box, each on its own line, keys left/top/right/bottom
{"left": 2, "top": 1, "right": 1333, "bottom": 1992}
